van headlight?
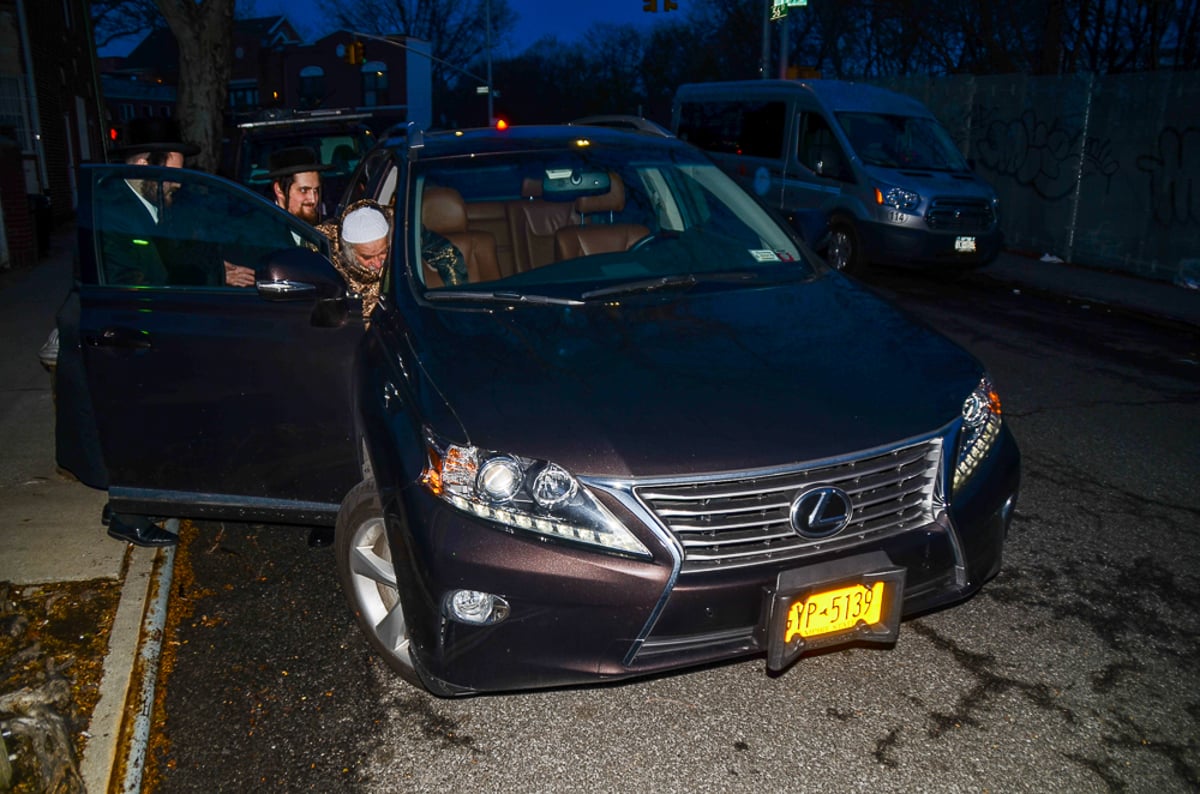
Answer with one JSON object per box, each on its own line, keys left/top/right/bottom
{"left": 953, "top": 376, "right": 1003, "bottom": 492}
{"left": 875, "top": 185, "right": 921, "bottom": 212}
{"left": 420, "top": 430, "right": 651, "bottom": 558}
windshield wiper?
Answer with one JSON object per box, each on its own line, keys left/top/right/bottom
{"left": 581, "top": 271, "right": 759, "bottom": 301}
{"left": 582, "top": 275, "right": 696, "bottom": 301}
{"left": 424, "top": 289, "right": 583, "bottom": 306}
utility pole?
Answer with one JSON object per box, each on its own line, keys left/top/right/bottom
{"left": 486, "top": 0, "right": 494, "bottom": 123}
{"left": 760, "top": 0, "right": 771, "bottom": 78}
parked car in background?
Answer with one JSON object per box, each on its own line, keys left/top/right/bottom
{"left": 57, "top": 124, "right": 1018, "bottom": 696}
{"left": 672, "top": 80, "right": 1004, "bottom": 273}
{"left": 221, "top": 107, "right": 376, "bottom": 219}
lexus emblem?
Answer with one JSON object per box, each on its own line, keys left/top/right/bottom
{"left": 790, "top": 486, "right": 853, "bottom": 539}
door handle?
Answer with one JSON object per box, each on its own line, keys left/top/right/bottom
{"left": 86, "top": 327, "right": 152, "bottom": 350}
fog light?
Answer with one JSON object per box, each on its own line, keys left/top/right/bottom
{"left": 444, "top": 589, "right": 510, "bottom": 626}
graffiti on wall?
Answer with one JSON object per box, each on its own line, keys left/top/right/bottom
{"left": 973, "top": 106, "right": 1123, "bottom": 201}
{"left": 973, "top": 108, "right": 1082, "bottom": 201}
{"left": 1136, "top": 127, "right": 1200, "bottom": 226}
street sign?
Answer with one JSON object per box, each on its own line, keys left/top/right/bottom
{"left": 772, "top": 0, "right": 807, "bottom": 20}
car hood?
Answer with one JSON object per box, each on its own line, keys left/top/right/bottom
{"left": 412, "top": 273, "right": 980, "bottom": 479}
{"left": 863, "top": 164, "right": 997, "bottom": 200}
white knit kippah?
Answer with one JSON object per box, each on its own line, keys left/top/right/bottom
{"left": 342, "top": 207, "right": 388, "bottom": 244}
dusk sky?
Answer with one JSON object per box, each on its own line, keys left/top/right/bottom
{"left": 255, "top": 0, "right": 667, "bottom": 55}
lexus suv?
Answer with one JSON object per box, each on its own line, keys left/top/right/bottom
{"left": 56, "top": 124, "right": 1019, "bottom": 695}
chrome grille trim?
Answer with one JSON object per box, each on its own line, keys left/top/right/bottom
{"left": 633, "top": 439, "right": 941, "bottom": 573}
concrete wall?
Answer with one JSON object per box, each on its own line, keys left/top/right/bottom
{"left": 872, "top": 72, "right": 1200, "bottom": 285}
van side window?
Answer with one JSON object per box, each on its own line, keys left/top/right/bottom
{"left": 797, "top": 113, "right": 853, "bottom": 182}
{"left": 677, "top": 101, "right": 787, "bottom": 160}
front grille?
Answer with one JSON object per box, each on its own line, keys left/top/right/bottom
{"left": 635, "top": 440, "right": 941, "bottom": 573}
{"left": 926, "top": 198, "right": 994, "bottom": 231}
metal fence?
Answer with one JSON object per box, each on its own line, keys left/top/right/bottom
{"left": 872, "top": 72, "right": 1200, "bottom": 286}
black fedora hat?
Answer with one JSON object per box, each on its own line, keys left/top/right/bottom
{"left": 266, "top": 146, "right": 333, "bottom": 179}
{"left": 111, "top": 116, "right": 199, "bottom": 158}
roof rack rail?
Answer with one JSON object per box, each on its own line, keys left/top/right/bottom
{"left": 237, "top": 107, "right": 374, "bottom": 129}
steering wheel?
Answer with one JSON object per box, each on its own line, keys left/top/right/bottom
{"left": 629, "top": 230, "right": 677, "bottom": 252}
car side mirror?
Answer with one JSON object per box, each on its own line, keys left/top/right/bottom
{"left": 256, "top": 247, "right": 354, "bottom": 328}
{"left": 256, "top": 247, "right": 347, "bottom": 301}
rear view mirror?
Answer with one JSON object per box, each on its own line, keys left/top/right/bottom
{"left": 542, "top": 169, "right": 610, "bottom": 197}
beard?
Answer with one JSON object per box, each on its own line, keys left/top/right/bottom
{"left": 140, "top": 179, "right": 177, "bottom": 208}
{"left": 293, "top": 203, "right": 319, "bottom": 224}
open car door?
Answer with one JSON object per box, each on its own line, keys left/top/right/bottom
{"left": 56, "top": 164, "right": 365, "bottom": 525}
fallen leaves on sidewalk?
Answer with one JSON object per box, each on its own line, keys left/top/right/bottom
{"left": 0, "top": 579, "right": 120, "bottom": 792}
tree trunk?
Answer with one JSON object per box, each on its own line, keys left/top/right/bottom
{"left": 155, "top": 0, "right": 234, "bottom": 173}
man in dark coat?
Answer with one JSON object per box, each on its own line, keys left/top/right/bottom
{"left": 97, "top": 117, "right": 199, "bottom": 287}
{"left": 96, "top": 118, "right": 199, "bottom": 546}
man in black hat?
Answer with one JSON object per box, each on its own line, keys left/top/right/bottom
{"left": 99, "top": 117, "right": 200, "bottom": 287}
{"left": 97, "top": 118, "right": 257, "bottom": 546}
{"left": 268, "top": 146, "right": 331, "bottom": 225}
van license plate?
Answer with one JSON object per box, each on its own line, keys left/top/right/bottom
{"left": 955, "top": 236, "right": 977, "bottom": 253}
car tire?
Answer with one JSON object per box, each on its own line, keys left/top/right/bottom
{"left": 335, "top": 479, "right": 425, "bottom": 689}
{"left": 827, "top": 222, "right": 862, "bottom": 274}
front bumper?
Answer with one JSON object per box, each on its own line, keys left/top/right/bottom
{"left": 860, "top": 219, "right": 1004, "bottom": 268}
{"left": 389, "top": 426, "right": 1019, "bottom": 694}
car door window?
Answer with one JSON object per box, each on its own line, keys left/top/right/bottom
{"left": 93, "top": 166, "right": 328, "bottom": 288}
{"left": 797, "top": 113, "right": 854, "bottom": 182}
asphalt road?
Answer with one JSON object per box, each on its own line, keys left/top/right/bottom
{"left": 152, "top": 269, "right": 1200, "bottom": 793}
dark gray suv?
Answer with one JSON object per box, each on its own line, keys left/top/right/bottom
{"left": 57, "top": 125, "right": 1019, "bottom": 695}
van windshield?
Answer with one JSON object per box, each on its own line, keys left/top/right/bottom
{"left": 836, "top": 112, "right": 968, "bottom": 172}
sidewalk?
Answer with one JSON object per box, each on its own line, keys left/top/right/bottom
{"left": 0, "top": 224, "right": 163, "bottom": 793}
{"left": 0, "top": 223, "right": 1196, "bottom": 792}
{"left": 979, "top": 250, "right": 1200, "bottom": 330}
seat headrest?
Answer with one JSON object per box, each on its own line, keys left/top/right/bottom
{"left": 422, "top": 186, "right": 468, "bottom": 234}
{"left": 575, "top": 172, "right": 625, "bottom": 214}
{"left": 521, "top": 177, "right": 543, "bottom": 198}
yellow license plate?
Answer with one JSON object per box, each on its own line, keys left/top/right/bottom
{"left": 784, "top": 581, "right": 887, "bottom": 641}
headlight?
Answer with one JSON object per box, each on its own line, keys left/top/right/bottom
{"left": 953, "top": 376, "right": 1003, "bottom": 492}
{"left": 420, "top": 430, "right": 651, "bottom": 558}
{"left": 875, "top": 186, "right": 921, "bottom": 212}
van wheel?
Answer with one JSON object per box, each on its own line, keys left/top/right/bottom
{"left": 335, "top": 479, "right": 424, "bottom": 690}
{"left": 827, "top": 223, "right": 862, "bottom": 274}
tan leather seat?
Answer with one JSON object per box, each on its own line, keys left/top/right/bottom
{"left": 554, "top": 173, "right": 649, "bottom": 260}
{"left": 421, "top": 186, "right": 502, "bottom": 287}
{"left": 511, "top": 177, "right": 578, "bottom": 271}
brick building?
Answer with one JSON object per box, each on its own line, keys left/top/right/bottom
{"left": 105, "top": 16, "right": 432, "bottom": 133}
{"left": 0, "top": 0, "right": 105, "bottom": 269}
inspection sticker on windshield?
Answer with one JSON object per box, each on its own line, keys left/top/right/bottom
{"left": 749, "top": 249, "right": 781, "bottom": 262}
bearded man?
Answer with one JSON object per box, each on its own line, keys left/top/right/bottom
{"left": 267, "top": 146, "right": 331, "bottom": 225}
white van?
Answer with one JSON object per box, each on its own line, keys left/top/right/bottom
{"left": 672, "top": 80, "right": 1003, "bottom": 272}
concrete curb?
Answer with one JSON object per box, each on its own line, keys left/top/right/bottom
{"left": 78, "top": 521, "right": 178, "bottom": 793}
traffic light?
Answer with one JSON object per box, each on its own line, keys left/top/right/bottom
{"left": 345, "top": 40, "right": 365, "bottom": 66}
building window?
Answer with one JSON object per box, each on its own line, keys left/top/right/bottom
{"left": 227, "top": 82, "right": 259, "bottom": 114}
{"left": 361, "top": 62, "right": 388, "bottom": 107}
{"left": 299, "top": 66, "right": 325, "bottom": 109}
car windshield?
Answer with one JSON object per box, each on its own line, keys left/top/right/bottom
{"left": 836, "top": 112, "right": 968, "bottom": 171}
{"left": 408, "top": 143, "right": 815, "bottom": 300}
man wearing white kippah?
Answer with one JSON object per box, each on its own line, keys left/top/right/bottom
{"left": 330, "top": 202, "right": 390, "bottom": 317}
